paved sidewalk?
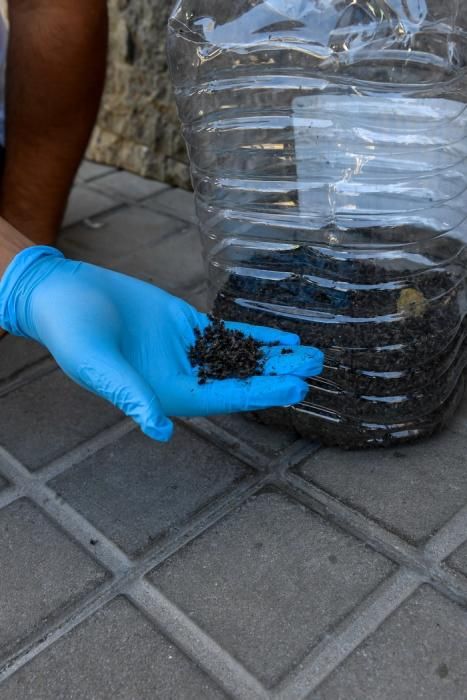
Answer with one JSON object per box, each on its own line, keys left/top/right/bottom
{"left": 1, "top": 162, "right": 467, "bottom": 699}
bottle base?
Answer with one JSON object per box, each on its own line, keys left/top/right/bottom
{"left": 213, "top": 238, "right": 467, "bottom": 449}
{"left": 248, "top": 371, "right": 466, "bottom": 450}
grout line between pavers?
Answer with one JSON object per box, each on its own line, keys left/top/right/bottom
{"left": 181, "top": 417, "right": 271, "bottom": 471}
{"left": 77, "top": 163, "right": 117, "bottom": 183}
{"left": 130, "top": 473, "right": 268, "bottom": 581}
{"left": 0, "top": 357, "right": 57, "bottom": 398}
{"left": 0, "top": 437, "right": 269, "bottom": 689}
{"left": 272, "top": 568, "right": 421, "bottom": 700}
{"left": 60, "top": 212, "right": 188, "bottom": 271}
{"left": 7, "top": 434, "right": 463, "bottom": 699}
{"left": 0, "top": 486, "right": 267, "bottom": 689}
{"left": 129, "top": 578, "right": 271, "bottom": 700}
{"left": 422, "top": 502, "right": 467, "bottom": 563}
{"left": 0, "top": 485, "right": 22, "bottom": 510}
{"left": 182, "top": 418, "right": 320, "bottom": 475}
{"left": 1, "top": 437, "right": 267, "bottom": 583}
{"left": 60, "top": 201, "right": 128, "bottom": 233}
{"left": 3, "top": 385, "right": 465, "bottom": 699}
{"left": 30, "top": 482, "right": 132, "bottom": 573}
{"left": 0, "top": 410, "right": 467, "bottom": 700}
{"left": 0, "top": 420, "right": 134, "bottom": 511}
{"left": 0, "top": 575, "right": 123, "bottom": 683}
{"left": 426, "top": 563, "right": 467, "bottom": 607}
{"left": 280, "top": 473, "right": 467, "bottom": 607}
{"left": 0, "top": 446, "right": 39, "bottom": 482}
{"left": 281, "top": 473, "right": 426, "bottom": 571}
{"left": 38, "top": 419, "right": 135, "bottom": 482}
{"left": 0, "top": 445, "right": 130, "bottom": 573}
{"left": 271, "top": 439, "right": 321, "bottom": 477}
{"left": 85, "top": 182, "right": 172, "bottom": 207}
{"left": 138, "top": 197, "right": 197, "bottom": 227}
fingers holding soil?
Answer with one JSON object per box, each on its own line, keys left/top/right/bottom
{"left": 262, "top": 345, "right": 324, "bottom": 378}
{"left": 224, "top": 320, "right": 300, "bottom": 346}
{"left": 189, "top": 315, "right": 318, "bottom": 386}
{"left": 189, "top": 374, "right": 310, "bottom": 415}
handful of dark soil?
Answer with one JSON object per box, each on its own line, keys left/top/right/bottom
{"left": 189, "top": 316, "right": 266, "bottom": 384}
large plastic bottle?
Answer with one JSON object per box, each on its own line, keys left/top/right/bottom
{"left": 168, "top": 1, "right": 467, "bottom": 448}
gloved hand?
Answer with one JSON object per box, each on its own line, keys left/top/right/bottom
{"left": 0, "top": 247, "right": 324, "bottom": 441}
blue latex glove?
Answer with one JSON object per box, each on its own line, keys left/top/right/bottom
{"left": 0, "top": 247, "right": 324, "bottom": 441}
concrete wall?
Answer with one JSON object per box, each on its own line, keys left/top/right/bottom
{"left": 88, "top": 0, "right": 191, "bottom": 189}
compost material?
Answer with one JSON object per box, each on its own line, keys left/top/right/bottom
{"left": 213, "top": 236, "right": 467, "bottom": 448}
{"left": 189, "top": 316, "right": 265, "bottom": 384}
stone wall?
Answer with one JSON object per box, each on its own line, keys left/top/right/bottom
{"left": 88, "top": 0, "right": 191, "bottom": 189}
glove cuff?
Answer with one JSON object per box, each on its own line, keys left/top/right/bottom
{"left": 0, "top": 246, "right": 65, "bottom": 337}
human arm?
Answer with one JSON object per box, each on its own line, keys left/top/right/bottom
{"left": 0, "top": 0, "right": 108, "bottom": 244}
{"left": 0, "top": 214, "right": 32, "bottom": 276}
{"left": 0, "top": 240, "right": 323, "bottom": 441}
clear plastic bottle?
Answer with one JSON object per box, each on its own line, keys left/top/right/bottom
{"left": 168, "top": 1, "right": 467, "bottom": 448}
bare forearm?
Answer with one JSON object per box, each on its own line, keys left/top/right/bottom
{"left": 0, "top": 0, "right": 108, "bottom": 244}
{"left": 0, "top": 217, "right": 32, "bottom": 278}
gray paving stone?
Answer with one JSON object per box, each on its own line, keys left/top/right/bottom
{"left": 447, "top": 391, "right": 467, "bottom": 439}
{"left": 50, "top": 426, "right": 252, "bottom": 557}
{"left": 0, "top": 370, "right": 121, "bottom": 470}
{"left": 108, "top": 225, "right": 205, "bottom": 295}
{"left": 0, "top": 499, "right": 108, "bottom": 660}
{"left": 149, "top": 491, "right": 394, "bottom": 687}
{"left": 0, "top": 468, "right": 8, "bottom": 491}
{"left": 298, "top": 432, "right": 467, "bottom": 544}
{"left": 0, "top": 335, "right": 48, "bottom": 382}
{"left": 63, "top": 185, "right": 117, "bottom": 228}
{"left": 312, "top": 586, "right": 467, "bottom": 700}
{"left": 90, "top": 170, "right": 168, "bottom": 201}
{"left": 0, "top": 597, "right": 226, "bottom": 699}
{"left": 184, "top": 282, "right": 209, "bottom": 312}
{"left": 59, "top": 205, "right": 184, "bottom": 268}
{"left": 144, "top": 187, "right": 197, "bottom": 224}
{"left": 209, "top": 413, "right": 299, "bottom": 457}
{"left": 76, "top": 161, "right": 115, "bottom": 183}
{"left": 446, "top": 541, "right": 467, "bottom": 577}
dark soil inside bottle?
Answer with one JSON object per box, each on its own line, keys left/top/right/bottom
{"left": 213, "top": 237, "right": 467, "bottom": 448}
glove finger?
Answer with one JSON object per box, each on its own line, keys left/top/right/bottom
{"left": 262, "top": 345, "right": 324, "bottom": 378}
{"left": 173, "top": 374, "right": 309, "bottom": 417}
{"left": 224, "top": 320, "right": 300, "bottom": 346}
{"left": 77, "top": 353, "right": 173, "bottom": 442}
